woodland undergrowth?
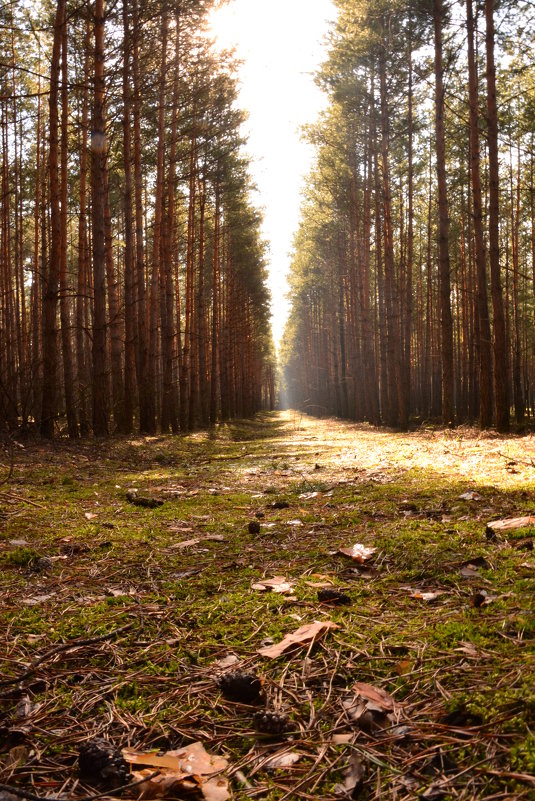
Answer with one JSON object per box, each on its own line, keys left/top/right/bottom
{"left": 0, "top": 411, "right": 534, "bottom": 800}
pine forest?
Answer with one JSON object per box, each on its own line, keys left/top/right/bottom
{"left": 2, "top": 3, "right": 535, "bottom": 801}
{"left": 0, "top": 0, "right": 275, "bottom": 438}
{"left": 282, "top": 0, "right": 535, "bottom": 432}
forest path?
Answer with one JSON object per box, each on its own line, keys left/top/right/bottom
{"left": 1, "top": 413, "right": 534, "bottom": 799}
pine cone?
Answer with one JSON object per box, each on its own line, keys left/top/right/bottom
{"left": 217, "top": 671, "right": 263, "bottom": 704}
{"left": 253, "top": 710, "right": 290, "bottom": 735}
{"left": 78, "top": 738, "right": 130, "bottom": 789}
{"left": 317, "top": 588, "right": 351, "bottom": 605}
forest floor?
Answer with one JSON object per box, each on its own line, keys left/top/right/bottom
{"left": 0, "top": 411, "right": 535, "bottom": 801}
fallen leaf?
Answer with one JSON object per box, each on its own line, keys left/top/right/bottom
{"left": 14, "top": 695, "right": 35, "bottom": 719}
{"left": 169, "top": 539, "right": 200, "bottom": 549}
{"left": 123, "top": 742, "right": 228, "bottom": 775}
{"left": 353, "top": 681, "right": 397, "bottom": 712}
{"left": 411, "top": 590, "right": 444, "bottom": 602}
{"left": 455, "top": 641, "right": 478, "bottom": 656}
{"left": 459, "top": 491, "right": 482, "bottom": 501}
{"left": 4, "top": 746, "right": 28, "bottom": 769}
{"left": 131, "top": 769, "right": 200, "bottom": 799}
{"left": 334, "top": 754, "right": 364, "bottom": 797}
{"left": 331, "top": 733, "right": 355, "bottom": 745}
{"left": 22, "top": 594, "right": 54, "bottom": 605}
{"left": 263, "top": 751, "right": 301, "bottom": 770}
{"left": 123, "top": 743, "right": 229, "bottom": 801}
{"left": 257, "top": 620, "right": 338, "bottom": 658}
{"left": 459, "top": 566, "right": 480, "bottom": 578}
{"left": 486, "top": 516, "right": 535, "bottom": 534}
{"left": 202, "top": 778, "right": 231, "bottom": 801}
{"left": 84, "top": 512, "right": 97, "bottom": 520}
{"left": 251, "top": 576, "right": 294, "bottom": 594}
{"left": 304, "top": 580, "right": 334, "bottom": 588}
{"left": 338, "top": 543, "right": 377, "bottom": 563}
{"left": 213, "top": 654, "right": 240, "bottom": 670}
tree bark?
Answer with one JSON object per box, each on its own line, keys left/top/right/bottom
{"left": 40, "top": 0, "right": 66, "bottom": 438}
{"left": 485, "top": 0, "right": 509, "bottom": 431}
{"left": 433, "top": 0, "right": 455, "bottom": 426}
{"left": 91, "top": 0, "right": 109, "bottom": 436}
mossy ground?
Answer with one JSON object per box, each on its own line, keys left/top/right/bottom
{"left": 1, "top": 411, "right": 534, "bottom": 799}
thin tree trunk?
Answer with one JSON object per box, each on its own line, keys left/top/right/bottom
{"left": 60, "top": 9, "right": 78, "bottom": 438}
{"left": 433, "top": 0, "right": 454, "bottom": 426}
{"left": 485, "top": 0, "right": 509, "bottom": 431}
{"left": 122, "top": 0, "right": 135, "bottom": 433}
{"left": 91, "top": 0, "right": 109, "bottom": 436}
{"left": 466, "top": 0, "right": 493, "bottom": 428}
{"left": 40, "top": 0, "right": 66, "bottom": 438}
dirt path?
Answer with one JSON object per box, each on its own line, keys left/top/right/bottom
{"left": 1, "top": 412, "right": 534, "bottom": 799}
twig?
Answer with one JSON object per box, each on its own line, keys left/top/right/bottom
{"left": 0, "top": 623, "right": 135, "bottom": 687}
{"left": 0, "top": 771, "right": 158, "bottom": 801}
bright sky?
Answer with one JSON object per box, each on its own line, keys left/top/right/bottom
{"left": 208, "top": 0, "right": 336, "bottom": 350}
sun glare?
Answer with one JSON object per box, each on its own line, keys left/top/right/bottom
{"left": 208, "top": 0, "right": 336, "bottom": 350}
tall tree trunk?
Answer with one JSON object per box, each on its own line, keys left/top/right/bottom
{"left": 148, "top": 7, "right": 168, "bottom": 434}
{"left": 132, "top": 0, "right": 149, "bottom": 432}
{"left": 40, "top": 0, "right": 66, "bottom": 438}
{"left": 433, "top": 0, "right": 455, "bottom": 426}
{"left": 76, "top": 13, "right": 91, "bottom": 436}
{"left": 209, "top": 184, "right": 220, "bottom": 425}
{"left": 91, "top": 0, "right": 109, "bottom": 436}
{"left": 122, "top": 0, "right": 135, "bottom": 434}
{"left": 60, "top": 9, "right": 78, "bottom": 438}
{"left": 466, "top": 0, "right": 493, "bottom": 428}
{"left": 485, "top": 0, "right": 509, "bottom": 431}
{"left": 104, "top": 168, "right": 125, "bottom": 431}
{"left": 378, "top": 44, "right": 400, "bottom": 427}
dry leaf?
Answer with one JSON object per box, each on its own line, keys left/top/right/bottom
{"left": 125, "top": 742, "right": 227, "bottom": 774}
{"left": 459, "top": 566, "right": 480, "bottom": 578}
{"left": 257, "top": 620, "right": 338, "bottom": 658}
{"left": 304, "top": 580, "right": 334, "bottom": 588}
{"left": 486, "top": 516, "right": 535, "bottom": 534}
{"left": 4, "top": 746, "right": 28, "bottom": 768}
{"left": 131, "top": 769, "right": 200, "bottom": 799}
{"left": 169, "top": 539, "right": 200, "bottom": 549}
{"left": 459, "top": 491, "right": 482, "bottom": 501}
{"left": 251, "top": 576, "right": 294, "bottom": 594}
{"left": 334, "top": 754, "right": 364, "bottom": 797}
{"left": 395, "top": 659, "right": 412, "bottom": 675}
{"left": 353, "top": 681, "right": 397, "bottom": 712}
{"left": 124, "top": 743, "right": 230, "bottom": 801}
{"left": 214, "top": 654, "right": 240, "bottom": 670}
{"left": 331, "top": 733, "right": 356, "bottom": 745}
{"left": 84, "top": 512, "right": 97, "bottom": 520}
{"left": 202, "top": 777, "right": 231, "bottom": 801}
{"left": 263, "top": 751, "right": 301, "bottom": 770}
{"left": 455, "top": 641, "right": 478, "bottom": 656}
{"left": 411, "top": 590, "right": 444, "bottom": 602}
{"left": 338, "top": 543, "right": 377, "bottom": 563}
